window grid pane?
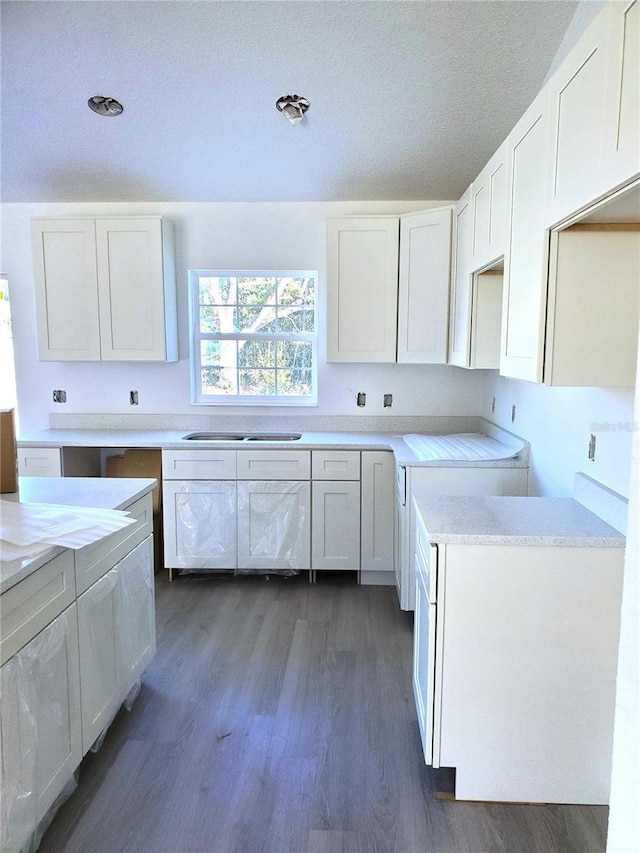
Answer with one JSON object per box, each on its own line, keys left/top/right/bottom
{"left": 192, "top": 271, "right": 317, "bottom": 403}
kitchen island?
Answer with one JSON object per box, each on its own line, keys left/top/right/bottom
{"left": 0, "top": 476, "right": 157, "bottom": 853}
{"left": 412, "top": 492, "right": 626, "bottom": 805}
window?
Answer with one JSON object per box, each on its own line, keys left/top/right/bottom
{"left": 190, "top": 270, "right": 317, "bottom": 405}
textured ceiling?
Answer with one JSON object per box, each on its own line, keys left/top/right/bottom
{"left": 1, "top": 0, "right": 580, "bottom": 203}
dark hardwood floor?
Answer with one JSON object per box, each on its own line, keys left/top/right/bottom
{"left": 38, "top": 572, "right": 608, "bottom": 853}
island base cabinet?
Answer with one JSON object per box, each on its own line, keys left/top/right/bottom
{"left": 436, "top": 544, "right": 624, "bottom": 804}
{"left": 77, "top": 537, "right": 155, "bottom": 754}
{"left": 1, "top": 605, "right": 81, "bottom": 853}
{"left": 237, "top": 481, "right": 310, "bottom": 571}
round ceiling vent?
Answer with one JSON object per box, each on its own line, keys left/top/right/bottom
{"left": 87, "top": 96, "right": 124, "bottom": 117}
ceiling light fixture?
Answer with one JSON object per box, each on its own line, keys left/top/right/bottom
{"left": 87, "top": 96, "right": 124, "bottom": 117}
{"left": 276, "top": 94, "right": 310, "bottom": 126}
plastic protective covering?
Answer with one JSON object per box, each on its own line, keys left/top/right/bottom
{"left": 236, "top": 481, "right": 309, "bottom": 575}
{"left": 1, "top": 608, "right": 79, "bottom": 853}
{"left": 173, "top": 481, "right": 237, "bottom": 572}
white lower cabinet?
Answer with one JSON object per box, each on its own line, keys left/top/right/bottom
{"left": 238, "top": 481, "right": 310, "bottom": 571}
{"left": 77, "top": 537, "right": 155, "bottom": 754}
{"left": 360, "top": 450, "right": 394, "bottom": 581}
{"left": 1, "top": 606, "right": 82, "bottom": 853}
{"left": 163, "top": 480, "right": 237, "bottom": 569}
{"left": 312, "top": 480, "right": 360, "bottom": 570}
{"left": 395, "top": 464, "right": 528, "bottom": 611}
{"left": 412, "top": 507, "right": 625, "bottom": 805}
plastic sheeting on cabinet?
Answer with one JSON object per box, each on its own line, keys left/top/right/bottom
{"left": 236, "top": 480, "right": 310, "bottom": 575}
{"left": 171, "top": 480, "right": 236, "bottom": 572}
{"left": 0, "top": 606, "right": 80, "bottom": 853}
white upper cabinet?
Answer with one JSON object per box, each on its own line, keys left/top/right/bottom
{"left": 602, "top": 0, "right": 640, "bottom": 192}
{"left": 471, "top": 140, "right": 509, "bottom": 270}
{"left": 327, "top": 210, "right": 452, "bottom": 364}
{"left": 500, "top": 91, "right": 550, "bottom": 383}
{"left": 31, "top": 219, "right": 102, "bottom": 361}
{"left": 31, "top": 217, "right": 178, "bottom": 362}
{"left": 447, "top": 185, "right": 474, "bottom": 367}
{"left": 327, "top": 217, "right": 400, "bottom": 362}
{"left": 397, "top": 208, "right": 452, "bottom": 364}
{"left": 545, "top": 224, "right": 639, "bottom": 387}
{"left": 545, "top": 8, "right": 612, "bottom": 225}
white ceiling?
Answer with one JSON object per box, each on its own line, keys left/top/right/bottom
{"left": 1, "top": 0, "right": 582, "bottom": 203}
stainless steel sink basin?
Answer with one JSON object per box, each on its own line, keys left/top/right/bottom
{"left": 183, "top": 432, "right": 246, "bottom": 441}
{"left": 245, "top": 433, "right": 302, "bottom": 441}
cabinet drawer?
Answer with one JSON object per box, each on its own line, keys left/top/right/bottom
{"left": 74, "top": 494, "right": 153, "bottom": 595}
{"left": 162, "top": 449, "right": 236, "bottom": 480}
{"left": 237, "top": 450, "right": 311, "bottom": 480}
{"left": 17, "top": 447, "right": 62, "bottom": 477}
{"left": 312, "top": 450, "right": 360, "bottom": 480}
{"left": 1, "top": 549, "right": 75, "bottom": 665}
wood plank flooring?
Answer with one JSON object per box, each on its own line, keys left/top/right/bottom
{"left": 38, "top": 573, "right": 608, "bottom": 853}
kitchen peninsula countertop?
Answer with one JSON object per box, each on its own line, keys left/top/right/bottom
{"left": 16, "top": 425, "right": 529, "bottom": 469}
{"left": 0, "top": 476, "right": 157, "bottom": 593}
{"left": 414, "top": 495, "right": 626, "bottom": 547}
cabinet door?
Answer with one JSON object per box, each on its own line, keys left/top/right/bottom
{"left": 361, "top": 451, "right": 394, "bottom": 574}
{"left": 327, "top": 217, "right": 399, "bottom": 362}
{"left": 16, "top": 446, "right": 62, "bottom": 477}
{"left": 77, "top": 568, "right": 122, "bottom": 753}
{"left": 117, "top": 537, "right": 156, "bottom": 685}
{"left": 471, "top": 141, "right": 508, "bottom": 270}
{"left": 31, "top": 219, "right": 101, "bottom": 361}
{"left": 1, "top": 606, "right": 82, "bottom": 853}
{"left": 448, "top": 186, "right": 474, "bottom": 367}
{"left": 602, "top": 0, "right": 640, "bottom": 191}
{"left": 500, "top": 91, "right": 550, "bottom": 383}
{"left": 397, "top": 207, "right": 452, "bottom": 364}
{"left": 237, "top": 481, "right": 310, "bottom": 571}
{"left": 413, "top": 557, "right": 437, "bottom": 766}
{"left": 545, "top": 7, "right": 611, "bottom": 225}
{"left": 96, "top": 218, "right": 177, "bottom": 362}
{"left": 311, "top": 481, "right": 360, "bottom": 571}
{"left": 469, "top": 270, "right": 503, "bottom": 370}
{"left": 163, "top": 480, "right": 237, "bottom": 569}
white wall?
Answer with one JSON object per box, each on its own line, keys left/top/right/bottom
{"left": 482, "top": 373, "right": 635, "bottom": 499}
{"left": 2, "top": 200, "right": 489, "bottom": 434}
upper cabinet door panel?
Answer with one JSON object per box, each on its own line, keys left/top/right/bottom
{"left": 472, "top": 140, "right": 508, "bottom": 270}
{"left": 31, "top": 220, "right": 101, "bottom": 361}
{"left": 327, "top": 217, "right": 399, "bottom": 362}
{"left": 397, "top": 207, "right": 452, "bottom": 364}
{"left": 96, "top": 218, "right": 171, "bottom": 361}
{"left": 602, "top": 0, "right": 640, "bottom": 191}
{"left": 500, "top": 92, "right": 550, "bottom": 383}
{"left": 545, "top": 9, "right": 611, "bottom": 225}
{"left": 448, "top": 186, "right": 473, "bottom": 367}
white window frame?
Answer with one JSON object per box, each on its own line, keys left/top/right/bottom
{"left": 189, "top": 269, "right": 318, "bottom": 406}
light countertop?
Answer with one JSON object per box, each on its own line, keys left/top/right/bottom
{"left": 1, "top": 476, "right": 157, "bottom": 593}
{"left": 16, "top": 426, "right": 529, "bottom": 469}
{"left": 413, "top": 495, "right": 626, "bottom": 547}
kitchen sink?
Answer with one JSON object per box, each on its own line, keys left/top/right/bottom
{"left": 182, "top": 432, "right": 247, "bottom": 441}
{"left": 245, "top": 433, "right": 302, "bottom": 441}
{"left": 182, "top": 432, "right": 302, "bottom": 442}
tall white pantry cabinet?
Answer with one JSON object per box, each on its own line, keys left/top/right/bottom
{"left": 31, "top": 217, "right": 178, "bottom": 362}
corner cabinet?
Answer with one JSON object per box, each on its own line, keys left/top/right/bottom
{"left": 327, "top": 209, "right": 452, "bottom": 364}
{"left": 31, "top": 217, "right": 178, "bottom": 362}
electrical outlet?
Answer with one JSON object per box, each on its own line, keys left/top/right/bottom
{"left": 356, "top": 392, "right": 366, "bottom": 407}
{"left": 511, "top": 404, "right": 516, "bottom": 423}
{"left": 130, "top": 390, "right": 139, "bottom": 405}
{"left": 491, "top": 396, "right": 496, "bottom": 413}
{"left": 383, "top": 393, "right": 393, "bottom": 408}
{"left": 588, "top": 433, "right": 596, "bottom": 461}
{"left": 52, "top": 390, "right": 67, "bottom": 403}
